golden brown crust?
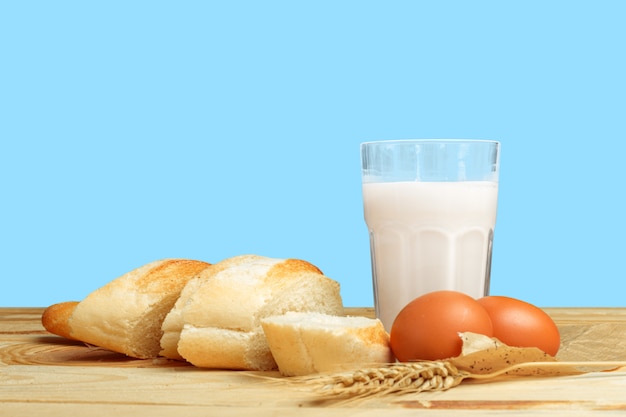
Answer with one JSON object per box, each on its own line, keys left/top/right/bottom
{"left": 135, "top": 259, "right": 212, "bottom": 292}
{"left": 346, "top": 323, "right": 391, "bottom": 347}
{"left": 266, "top": 258, "right": 323, "bottom": 278}
{"left": 41, "top": 301, "right": 79, "bottom": 340}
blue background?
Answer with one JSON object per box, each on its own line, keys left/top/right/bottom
{"left": 1, "top": 1, "right": 624, "bottom": 308}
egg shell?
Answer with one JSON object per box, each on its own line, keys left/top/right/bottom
{"left": 477, "top": 295, "right": 561, "bottom": 356}
{"left": 389, "top": 290, "right": 494, "bottom": 361}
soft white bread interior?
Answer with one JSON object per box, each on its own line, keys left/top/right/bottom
{"left": 159, "top": 276, "right": 204, "bottom": 360}
{"left": 261, "top": 312, "right": 394, "bottom": 376}
{"left": 69, "top": 259, "right": 211, "bottom": 359}
{"left": 169, "top": 255, "right": 344, "bottom": 370}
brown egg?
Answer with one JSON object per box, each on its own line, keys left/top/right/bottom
{"left": 390, "top": 291, "right": 494, "bottom": 361}
{"left": 477, "top": 295, "right": 561, "bottom": 356}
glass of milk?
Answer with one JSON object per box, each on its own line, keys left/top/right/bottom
{"left": 361, "top": 139, "right": 500, "bottom": 331}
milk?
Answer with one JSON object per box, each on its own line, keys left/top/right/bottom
{"left": 363, "top": 180, "right": 499, "bottom": 331}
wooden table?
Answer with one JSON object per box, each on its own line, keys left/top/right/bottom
{"left": 1, "top": 307, "right": 626, "bottom": 416}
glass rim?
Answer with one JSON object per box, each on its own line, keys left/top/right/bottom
{"left": 361, "top": 139, "right": 500, "bottom": 146}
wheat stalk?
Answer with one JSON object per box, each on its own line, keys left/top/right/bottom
{"left": 299, "top": 360, "right": 626, "bottom": 400}
{"left": 306, "top": 361, "right": 467, "bottom": 399}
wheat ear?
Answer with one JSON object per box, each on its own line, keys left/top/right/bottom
{"left": 307, "top": 361, "right": 467, "bottom": 398}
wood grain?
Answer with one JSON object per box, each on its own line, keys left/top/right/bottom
{"left": 1, "top": 307, "right": 626, "bottom": 416}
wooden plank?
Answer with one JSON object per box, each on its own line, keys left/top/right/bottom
{"left": 2, "top": 307, "right": 626, "bottom": 365}
{"left": 1, "top": 357, "right": 625, "bottom": 415}
{"left": 1, "top": 307, "right": 626, "bottom": 416}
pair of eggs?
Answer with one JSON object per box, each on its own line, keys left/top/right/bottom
{"left": 389, "top": 291, "right": 561, "bottom": 362}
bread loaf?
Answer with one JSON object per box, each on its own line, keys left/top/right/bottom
{"left": 261, "top": 312, "right": 394, "bottom": 376}
{"left": 164, "top": 255, "right": 344, "bottom": 370}
{"left": 68, "top": 258, "right": 211, "bottom": 359}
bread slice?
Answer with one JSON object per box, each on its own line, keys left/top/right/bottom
{"left": 261, "top": 312, "right": 395, "bottom": 376}
{"left": 41, "top": 301, "right": 79, "bottom": 340}
{"left": 160, "top": 254, "right": 264, "bottom": 360}
{"left": 68, "top": 258, "right": 211, "bottom": 359}
{"left": 159, "top": 275, "right": 205, "bottom": 360}
{"left": 168, "top": 255, "right": 344, "bottom": 370}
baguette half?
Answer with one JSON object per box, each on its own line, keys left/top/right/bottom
{"left": 68, "top": 258, "right": 211, "bottom": 358}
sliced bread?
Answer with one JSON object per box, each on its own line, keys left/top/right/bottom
{"left": 261, "top": 312, "right": 395, "bottom": 376}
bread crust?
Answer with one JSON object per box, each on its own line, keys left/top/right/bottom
{"left": 41, "top": 301, "right": 79, "bottom": 340}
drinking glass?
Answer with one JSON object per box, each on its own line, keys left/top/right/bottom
{"left": 361, "top": 139, "right": 500, "bottom": 330}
